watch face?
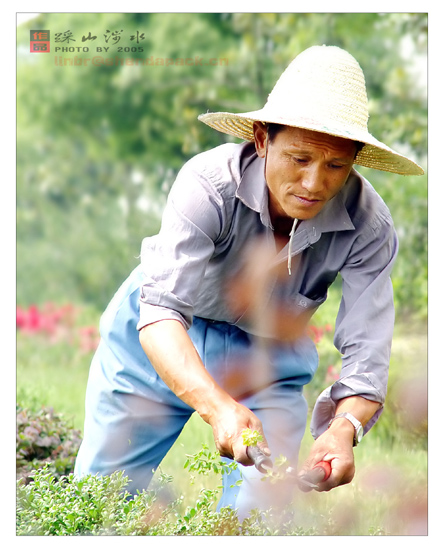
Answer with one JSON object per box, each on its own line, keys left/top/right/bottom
{"left": 356, "top": 426, "right": 364, "bottom": 443}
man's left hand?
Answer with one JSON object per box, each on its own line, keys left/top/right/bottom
{"left": 299, "top": 396, "right": 381, "bottom": 491}
{"left": 299, "top": 417, "right": 355, "bottom": 491}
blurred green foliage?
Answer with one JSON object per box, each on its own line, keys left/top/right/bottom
{"left": 17, "top": 13, "right": 427, "bottom": 317}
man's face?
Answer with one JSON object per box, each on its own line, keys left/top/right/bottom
{"left": 253, "top": 123, "right": 357, "bottom": 228}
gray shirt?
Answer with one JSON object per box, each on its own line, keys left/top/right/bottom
{"left": 138, "top": 142, "right": 398, "bottom": 437}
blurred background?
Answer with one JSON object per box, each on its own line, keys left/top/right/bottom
{"left": 16, "top": 12, "right": 428, "bottom": 536}
{"left": 17, "top": 12, "right": 427, "bottom": 313}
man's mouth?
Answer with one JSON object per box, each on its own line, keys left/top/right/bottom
{"left": 295, "top": 195, "right": 321, "bottom": 205}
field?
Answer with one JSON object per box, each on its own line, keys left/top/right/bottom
{"left": 16, "top": 300, "right": 428, "bottom": 536}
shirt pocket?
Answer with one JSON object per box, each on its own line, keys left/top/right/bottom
{"left": 290, "top": 292, "right": 327, "bottom": 314}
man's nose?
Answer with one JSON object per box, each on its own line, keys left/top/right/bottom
{"left": 301, "top": 165, "right": 324, "bottom": 193}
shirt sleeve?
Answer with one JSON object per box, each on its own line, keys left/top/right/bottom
{"left": 310, "top": 209, "right": 399, "bottom": 439}
{"left": 137, "top": 160, "right": 224, "bottom": 331}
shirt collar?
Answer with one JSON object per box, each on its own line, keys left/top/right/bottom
{"left": 302, "top": 183, "right": 356, "bottom": 234}
{"left": 236, "top": 145, "right": 356, "bottom": 235}
{"left": 236, "top": 145, "right": 273, "bottom": 228}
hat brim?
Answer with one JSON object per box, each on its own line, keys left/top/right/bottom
{"left": 198, "top": 110, "right": 424, "bottom": 176}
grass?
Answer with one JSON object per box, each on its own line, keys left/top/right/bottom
{"left": 16, "top": 303, "right": 428, "bottom": 535}
{"left": 16, "top": 335, "right": 92, "bottom": 430}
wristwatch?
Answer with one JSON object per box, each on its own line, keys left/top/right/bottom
{"left": 328, "top": 412, "right": 363, "bottom": 446}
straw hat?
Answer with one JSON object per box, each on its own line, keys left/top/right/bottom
{"left": 198, "top": 45, "right": 424, "bottom": 176}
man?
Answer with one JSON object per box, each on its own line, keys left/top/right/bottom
{"left": 74, "top": 46, "right": 423, "bottom": 517}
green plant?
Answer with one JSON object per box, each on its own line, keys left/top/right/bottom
{"left": 16, "top": 456, "right": 310, "bottom": 536}
{"left": 241, "top": 428, "right": 264, "bottom": 447}
{"left": 16, "top": 453, "right": 254, "bottom": 535}
{"left": 16, "top": 404, "right": 82, "bottom": 485}
{"left": 17, "top": 433, "right": 427, "bottom": 536}
{"left": 16, "top": 467, "right": 156, "bottom": 536}
{"left": 184, "top": 444, "right": 238, "bottom": 478}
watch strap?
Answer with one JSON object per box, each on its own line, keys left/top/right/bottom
{"left": 328, "top": 412, "right": 363, "bottom": 446}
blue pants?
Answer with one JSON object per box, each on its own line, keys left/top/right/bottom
{"left": 74, "top": 267, "right": 318, "bottom": 518}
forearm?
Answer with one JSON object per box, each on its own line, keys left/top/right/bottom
{"left": 139, "top": 319, "right": 235, "bottom": 423}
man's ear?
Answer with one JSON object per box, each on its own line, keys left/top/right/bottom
{"left": 252, "top": 122, "right": 268, "bottom": 158}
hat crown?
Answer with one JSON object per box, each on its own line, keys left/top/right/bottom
{"left": 265, "top": 46, "right": 369, "bottom": 133}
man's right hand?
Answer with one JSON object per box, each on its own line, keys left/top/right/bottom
{"left": 205, "top": 398, "right": 271, "bottom": 466}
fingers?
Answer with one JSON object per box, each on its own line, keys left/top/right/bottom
{"left": 298, "top": 424, "right": 356, "bottom": 492}
{"left": 299, "top": 455, "right": 355, "bottom": 492}
{"left": 211, "top": 405, "right": 269, "bottom": 467}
